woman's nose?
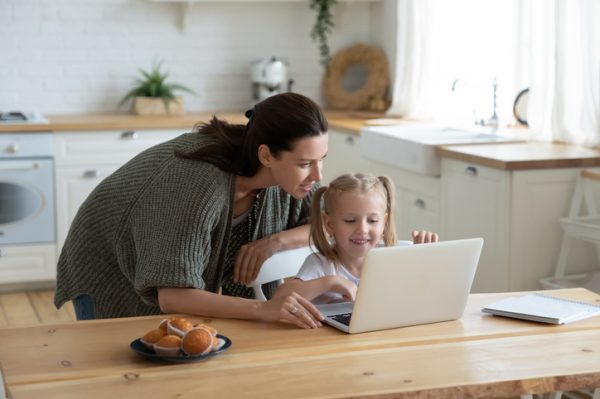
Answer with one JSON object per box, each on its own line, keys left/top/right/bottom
{"left": 311, "top": 163, "right": 323, "bottom": 182}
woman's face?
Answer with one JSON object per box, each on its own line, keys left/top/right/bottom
{"left": 267, "top": 133, "right": 328, "bottom": 199}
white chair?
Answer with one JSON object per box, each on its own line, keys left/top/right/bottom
{"left": 248, "top": 246, "right": 314, "bottom": 301}
{"left": 541, "top": 169, "right": 600, "bottom": 292}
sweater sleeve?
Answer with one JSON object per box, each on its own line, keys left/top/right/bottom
{"left": 117, "top": 158, "right": 231, "bottom": 305}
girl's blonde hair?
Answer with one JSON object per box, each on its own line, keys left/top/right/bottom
{"left": 310, "top": 173, "right": 397, "bottom": 267}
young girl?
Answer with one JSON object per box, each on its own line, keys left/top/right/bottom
{"left": 274, "top": 173, "right": 438, "bottom": 305}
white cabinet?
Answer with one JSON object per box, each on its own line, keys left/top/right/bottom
{"left": 0, "top": 245, "right": 56, "bottom": 284}
{"left": 54, "top": 129, "right": 185, "bottom": 254}
{"left": 322, "top": 130, "right": 371, "bottom": 185}
{"left": 441, "top": 158, "right": 596, "bottom": 293}
{"left": 368, "top": 160, "right": 440, "bottom": 241}
{"left": 441, "top": 159, "right": 511, "bottom": 292}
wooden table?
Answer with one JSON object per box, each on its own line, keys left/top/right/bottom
{"left": 2, "top": 289, "right": 600, "bottom": 399}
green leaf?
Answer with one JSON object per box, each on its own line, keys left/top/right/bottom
{"left": 118, "top": 59, "right": 196, "bottom": 108}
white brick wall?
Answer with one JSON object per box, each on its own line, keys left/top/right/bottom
{"left": 1, "top": 0, "right": 393, "bottom": 114}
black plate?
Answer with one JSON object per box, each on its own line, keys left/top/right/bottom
{"left": 130, "top": 334, "right": 232, "bottom": 363}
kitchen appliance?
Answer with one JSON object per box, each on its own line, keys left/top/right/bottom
{"left": 0, "top": 111, "right": 48, "bottom": 124}
{"left": 251, "top": 57, "right": 294, "bottom": 103}
{"left": 0, "top": 132, "right": 55, "bottom": 245}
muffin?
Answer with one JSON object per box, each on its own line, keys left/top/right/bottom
{"left": 195, "top": 323, "right": 218, "bottom": 337}
{"left": 140, "top": 328, "right": 167, "bottom": 351}
{"left": 212, "top": 335, "right": 220, "bottom": 351}
{"left": 182, "top": 327, "right": 213, "bottom": 356}
{"left": 167, "top": 317, "right": 194, "bottom": 337}
{"left": 153, "top": 335, "right": 182, "bottom": 357}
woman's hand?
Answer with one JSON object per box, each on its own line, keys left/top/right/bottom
{"left": 234, "top": 235, "right": 281, "bottom": 285}
{"left": 259, "top": 292, "right": 324, "bottom": 329}
{"left": 411, "top": 230, "right": 439, "bottom": 244}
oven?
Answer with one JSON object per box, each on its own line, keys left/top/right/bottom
{"left": 0, "top": 133, "right": 55, "bottom": 246}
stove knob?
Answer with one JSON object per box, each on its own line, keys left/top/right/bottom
{"left": 6, "top": 144, "right": 19, "bottom": 154}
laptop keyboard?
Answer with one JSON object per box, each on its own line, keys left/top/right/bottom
{"left": 330, "top": 313, "right": 352, "bottom": 326}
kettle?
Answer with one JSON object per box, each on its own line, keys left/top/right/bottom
{"left": 251, "top": 57, "right": 294, "bottom": 103}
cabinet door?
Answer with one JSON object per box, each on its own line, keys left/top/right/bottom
{"left": 510, "top": 168, "right": 599, "bottom": 291}
{"left": 368, "top": 160, "right": 440, "bottom": 241}
{"left": 0, "top": 244, "right": 56, "bottom": 283}
{"left": 322, "top": 130, "right": 371, "bottom": 184}
{"left": 55, "top": 165, "right": 120, "bottom": 253}
{"left": 441, "top": 159, "right": 510, "bottom": 293}
{"left": 54, "top": 129, "right": 186, "bottom": 166}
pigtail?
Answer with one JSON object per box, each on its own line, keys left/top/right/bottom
{"left": 378, "top": 175, "right": 397, "bottom": 246}
{"left": 309, "top": 186, "right": 341, "bottom": 267}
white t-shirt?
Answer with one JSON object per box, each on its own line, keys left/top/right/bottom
{"left": 295, "top": 252, "right": 360, "bottom": 304}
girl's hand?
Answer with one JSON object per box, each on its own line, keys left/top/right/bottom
{"left": 329, "top": 276, "right": 358, "bottom": 301}
{"left": 411, "top": 230, "right": 439, "bottom": 244}
{"left": 259, "top": 292, "right": 324, "bottom": 329}
{"left": 234, "top": 235, "right": 280, "bottom": 285}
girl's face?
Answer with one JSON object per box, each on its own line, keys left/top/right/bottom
{"left": 266, "top": 134, "right": 328, "bottom": 199}
{"left": 323, "top": 191, "right": 388, "bottom": 265}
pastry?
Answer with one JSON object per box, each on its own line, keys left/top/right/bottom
{"left": 181, "top": 327, "right": 213, "bottom": 356}
{"left": 153, "top": 335, "right": 182, "bottom": 357}
{"left": 167, "top": 317, "right": 194, "bottom": 337}
{"left": 140, "top": 328, "right": 167, "bottom": 350}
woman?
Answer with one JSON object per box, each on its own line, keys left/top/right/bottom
{"left": 54, "top": 93, "right": 327, "bottom": 329}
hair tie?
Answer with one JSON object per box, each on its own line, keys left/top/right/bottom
{"left": 244, "top": 107, "right": 255, "bottom": 120}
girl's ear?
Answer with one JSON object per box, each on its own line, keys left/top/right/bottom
{"left": 322, "top": 212, "right": 335, "bottom": 236}
{"left": 258, "top": 144, "right": 272, "bottom": 167}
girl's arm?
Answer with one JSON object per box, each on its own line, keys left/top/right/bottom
{"left": 273, "top": 276, "right": 357, "bottom": 302}
{"left": 157, "top": 287, "right": 324, "bottom": 329}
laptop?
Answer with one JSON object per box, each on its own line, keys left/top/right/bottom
{"left": 316, "top": 238, "right": 484, "bottom": 334}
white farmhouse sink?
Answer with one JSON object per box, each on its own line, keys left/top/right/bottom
{"left": 360, "top": 124, "right": 523, "bottom": 176}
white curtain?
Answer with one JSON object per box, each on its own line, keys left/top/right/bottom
{"left": 388, "top": 0, "right": 600, "bottom": 146}
{"left": 527, "top": 0, "right": 600, "bottom": 146}
{"left": 387, "top": 0, "right": 433, "bottom": 119}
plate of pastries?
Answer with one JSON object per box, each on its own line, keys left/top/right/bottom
{"left": 130, "top": 316, "right": 231, "bottom": 363}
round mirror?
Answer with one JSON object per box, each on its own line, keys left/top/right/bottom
{"left": 341, "top": 64, "right": 369, "bottom": 92}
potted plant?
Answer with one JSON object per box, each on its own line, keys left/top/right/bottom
{"left": 119, "top": 61, "right": 196, "bottom": 116}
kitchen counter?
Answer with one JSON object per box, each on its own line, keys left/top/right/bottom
{"left": 2, "top": 111, "right": 599, "bottom": 170}
{"left": 0, "top": 110, "right": 368, "bottom": 135}
{"left": 437, "top": 141, "right": 600, "bottom": 170}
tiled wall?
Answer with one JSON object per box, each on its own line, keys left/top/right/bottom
{"left": 1, "top": 0, "right": 394, "bottom": 114}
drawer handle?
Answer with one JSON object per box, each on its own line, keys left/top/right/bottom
{"left": 121, "top": 131, "right": 139, "bottom": 140}
{"left": 83, "top": 170, "right": 101, "bottom": 178}
{"left": 344, "top": 136, "right": 355, "bottom": 145}
{"left": 414, "top": 199, "right": 426, "bottom": 209}
{"left": 464, "top": 166, "right": 478, "bottom": 176}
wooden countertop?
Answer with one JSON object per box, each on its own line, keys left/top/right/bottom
{"left": 437, "top": 141, "right": 600, "bottom": 170}
{"left": 0, "top": 110, "right": 368, "bottom": 135}
{"left": 1, "top": 289, "right": 600, "bottom": 398}
{"left": 2, "top": 111, "right": 599, "bottom": 170}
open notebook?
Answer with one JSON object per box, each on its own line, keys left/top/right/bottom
{"left": 482, "top": 293, "right": 600, "bottom": 324}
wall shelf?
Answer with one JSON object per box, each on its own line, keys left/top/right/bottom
{"left": 148, "top": 0, "right": 382, "bottom": 31}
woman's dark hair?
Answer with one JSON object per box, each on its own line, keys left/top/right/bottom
{"left": 177, "top": 92, "right": 328, "bottom": 176}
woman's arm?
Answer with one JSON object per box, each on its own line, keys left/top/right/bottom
{"left": 234, "top": 224, "right": 310, "bottom": 284}
{"left": 273, "top": 276, "right": 357, "bottom": 302}
{"left": 158, "top": 287, "right": 324, "bottom": 329}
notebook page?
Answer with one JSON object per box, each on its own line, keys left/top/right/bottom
{"left": 482, "top": 293, "right": 600, "bottom": 324}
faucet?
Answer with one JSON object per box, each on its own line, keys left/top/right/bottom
{"left": 451, "top": 77, "right": 498, "bottom": 130}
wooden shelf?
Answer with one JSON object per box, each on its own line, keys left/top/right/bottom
{"left": 148, "top": 0, "right": 382, "bottom": 31}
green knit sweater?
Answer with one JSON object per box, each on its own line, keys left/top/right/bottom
{"left": 54, "top": 133, "right": 314, "bottom": 319}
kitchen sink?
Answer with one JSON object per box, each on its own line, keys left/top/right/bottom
{"left": 360, "top": 124, "right": 523, "bottom": 176}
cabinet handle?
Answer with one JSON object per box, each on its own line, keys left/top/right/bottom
{"left": 344, "top": 136, "right": 355, "bottom": 145}
{"left": 83, "top": 170, "right": 101, "bottom": 178}
{"left": 0, "top": 248, "right": 6, "bottom": 257}
{"left": 121, "top": 131, "right": 139, "bottom": 140}
{"left": 464, "top": 166, "right": 478, "bottom": 176}
{"left": 414, "top": 198, "right": 426, "bottom": 209}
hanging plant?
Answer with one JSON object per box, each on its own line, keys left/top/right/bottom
{"left": 310, "top": 0, "right": 337, "bottom": 68}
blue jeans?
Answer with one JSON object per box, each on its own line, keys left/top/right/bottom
{"left": 73, "top": 294, "right": 96, "bottom": 320}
